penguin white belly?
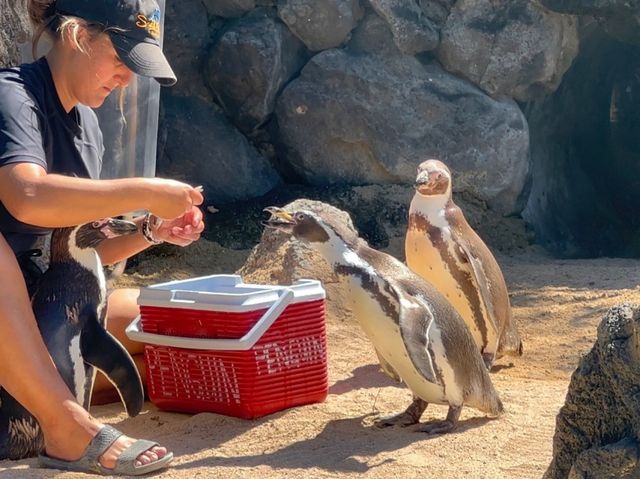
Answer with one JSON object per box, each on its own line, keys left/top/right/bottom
{"left": 405, "top": 230, "right": 483, "bottom": 347}
{"left": 69, "top": 334, "right": 87, "bottom": 406}
{"left": 347, "top": 280, "right": 449, "bottom": 405}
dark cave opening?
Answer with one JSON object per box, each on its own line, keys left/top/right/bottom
{"left": 523, "top": 28, "right": 640, "bottom": 258}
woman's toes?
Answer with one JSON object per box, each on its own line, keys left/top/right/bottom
{"left": 138, "top": 450, "right": 159, "bottom": 465}
{"left": 151, "top": 445, "right": 167, "bottom": 457}
{"left": 100, "top": 437, "right": 169, "bottom": 470}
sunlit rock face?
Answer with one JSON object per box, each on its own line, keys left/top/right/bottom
{"left": 0, "top": 0, "right": 30, "bottom": 68}
{"left": 437, "top": 0, "right": 579, "bottom": 101}
{"left": 544, "top": 304, "right": 640, "bottom": 479}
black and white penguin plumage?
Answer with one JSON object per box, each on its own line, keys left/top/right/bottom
{"left": 405, "top": 159, "right": 523, "bottom": 369}
{"left": 264, "top": 206, "right": 504, "bottom": 434}
{"left": 0, "top": 218, "right": 144, "bottom": 459}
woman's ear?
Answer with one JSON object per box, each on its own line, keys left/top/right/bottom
{"left": 63, "top": 23, "right": 93, "bottom": 55}
{"left": 75, "top": 26, "right": 93, "bottom": 54}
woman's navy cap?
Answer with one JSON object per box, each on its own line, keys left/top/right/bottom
{"left": 55, "top": 0, "right": 177, "bottom": 86}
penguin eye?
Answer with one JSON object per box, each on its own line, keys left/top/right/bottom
{"left": 92, "top": 219, "right": 108, "bottom": 228}
{"left": 295, "top": 212, "right": 306, "bottom": 222}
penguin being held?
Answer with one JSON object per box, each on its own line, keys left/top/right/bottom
{"left": 405, "top": 159, "right": 523, "bottom": 369}
{"left": 263, "top": 206, "right": 504, "bottom": 434}
{"left": 0, "top": 218, "right": 144, "bottom": 460}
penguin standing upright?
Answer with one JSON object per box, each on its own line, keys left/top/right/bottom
{"left": 0, "top": 218, "right": 144, "bottom": 460}
{"left": 264, "top": 206, "right": 504, "bottom": 434}
{"left": 405, "top": 159, "right": 523, "bottom": 369}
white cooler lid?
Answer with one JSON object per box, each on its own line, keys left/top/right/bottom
{"left": 137, "top": 274, "right": 325, "bottom": 312}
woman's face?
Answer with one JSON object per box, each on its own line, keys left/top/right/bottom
{"left": 68, "top": 31, "right": 134, "bottom": 109}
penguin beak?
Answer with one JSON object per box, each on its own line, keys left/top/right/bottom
{"left": 99, "top": 218, "right": 139, "bottom": 239}
{"left": 415, "top": 171, "right": 430, "bottom": 187}
{"left": 262, "top": 207, "right": 296, "bottom": 231}
{"left": 415, "top": 170, "right": 448, "bottom": 195}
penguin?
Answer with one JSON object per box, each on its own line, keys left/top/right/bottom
{"left": 263, "top": 206, "right": 504, "bottom": 434}
{"left": 405, "top": 159, "right": 523, "bottom": 369}
{"left": 0, "top": 218, "right": 144, "bottom": 460}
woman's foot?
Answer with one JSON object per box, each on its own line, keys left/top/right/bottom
{"left": 97, "top": 435, "right": 166, "bottom": 469}
{"left": 41, "top": 400, "right": 169, "bottom": 470}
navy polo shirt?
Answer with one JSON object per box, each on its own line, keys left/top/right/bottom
{"left": 0, "top": 57, "right": 104, "bottom": 254}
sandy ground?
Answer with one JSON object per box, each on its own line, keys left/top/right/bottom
{"left": 2, "top": 244, "right": 640, "bottom": 479}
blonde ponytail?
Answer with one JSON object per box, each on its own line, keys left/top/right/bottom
{"left": 27, "top": 0, "right": 57, "bottom": 30}
{"left": 28, "top": 0, "right": 108, "bottom": 59}
{"left": 28, "top": 0, "right": 58, "bottom": 59}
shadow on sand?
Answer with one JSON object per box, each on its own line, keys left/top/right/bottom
{"left": 329, "top": 364, "right": 405, "bottom": 395}
{"left": 174, "top": 412, "right": 495, "bottom": 474}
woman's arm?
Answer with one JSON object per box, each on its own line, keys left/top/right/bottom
{"left": 0, "top": 163, "right": 203, "bottom": 226}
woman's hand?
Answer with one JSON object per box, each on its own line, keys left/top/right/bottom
{"left": 153, "top": 205, "right": 204, "bottom": 247}
{"left": 146, "top": 179, "right": 204, "bottom": 220}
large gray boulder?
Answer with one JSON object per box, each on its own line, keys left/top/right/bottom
{"left": 0, "top": 0, "right": 30, "bottom": 68}
{"left": 544, "top": 304, "right": 640, "bottom": 479}
{"left": 540, "top": 0, "right": 640, "bottom": 45}
{"left": 157, "top": 94, "right": 281, "bottom": 203}
{"left": 277, "top": 0, "right": 363, "bottom": 51}
{"left": 275, "top": 49, "right": 530, "bottom": 215}
{"left": 205, "top": 9, "right": 309, "bottom": 133}
{"left": 240, "top": 200, "right": 353, "bottom": 277}
{"left": 367, "top": 0, "right": 439, "bottom": 55}
{"left": 437, "top": 0, "right": 579, "bottom": 101}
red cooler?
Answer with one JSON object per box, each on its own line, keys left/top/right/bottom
{"left": 125, "top": 275, "right": 327, "bottom": 419}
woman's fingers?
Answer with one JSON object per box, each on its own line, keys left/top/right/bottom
{"left": 147, "top": 180, "right": 204, "bottom": 220}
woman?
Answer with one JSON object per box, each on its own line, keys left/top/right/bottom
{"left": 0, "top": 0, "right": 204, "bottom": 475}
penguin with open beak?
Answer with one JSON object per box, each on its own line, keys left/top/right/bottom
{"left": 263, "top": 206, "right": 504, "bottom": 434}
{"left": 405, "top": 159, "right": 523, "bottom": 369}
{"left": 0, "top": 218, "right": 143, "bottom": 459}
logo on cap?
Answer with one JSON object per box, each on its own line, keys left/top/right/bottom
{"left": 136, "top": 8, "right": 161, "bottom": 38}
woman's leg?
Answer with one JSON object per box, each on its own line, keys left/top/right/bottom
{"left": 0, "top": 235, "right": 169, "bottom": 469}
{"left": 92, "top": 288, "right": 145, "bottom": 405}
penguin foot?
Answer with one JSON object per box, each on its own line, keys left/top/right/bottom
{"left": 373, "top": 397, "right": 428, "bottom": 428}
{"left": 418, "top": 404, "right": 462, "bottom": 435}
{"left": 418, "top": 419, "right": 456, "bottom": 435}
{"left": 373, "top": 411, "right": 420, "bottom": 428}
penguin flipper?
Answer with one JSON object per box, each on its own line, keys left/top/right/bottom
{"left": 456, "top": 241, "right": 500, "bottom": 333}
{"left": 81, "top": 322, "right": 144, "bottom": 417}
{"left": 392, "top": 283, "right": 440, "bottom": 385}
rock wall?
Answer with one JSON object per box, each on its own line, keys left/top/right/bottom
{"left": 1, "top": 1, "right": 639, "bottom": 255}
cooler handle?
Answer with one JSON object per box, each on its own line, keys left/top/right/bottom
{"left": 125, "top": 288, "right": 294, "bottom": 351}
